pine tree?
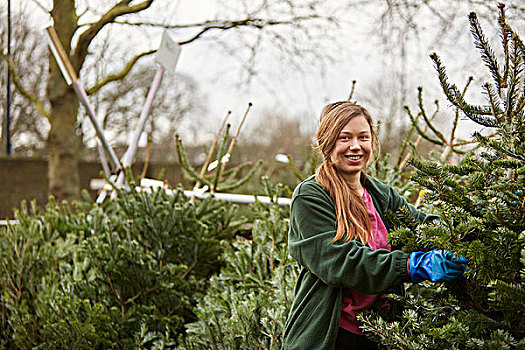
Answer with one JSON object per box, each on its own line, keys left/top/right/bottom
{"left": 179, "top": 178, "right": 298, "bottom": 350}
{"left": 361, "top": 4, "right": 525, "bottom": 349}
{"left": 0, "top": 175, "right": 242, "bottom": 348}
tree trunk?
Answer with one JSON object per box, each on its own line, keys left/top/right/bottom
{"left": 47, "top": 0, "right": 80, "bottom": 202}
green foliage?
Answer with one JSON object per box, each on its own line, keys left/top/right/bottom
{"left": 175, "top": 125, "right": 263, "bottom": 193}
{"left": 367, "top": 153, "right": 416, "bottom": 198}
{"left": 362, "top": 5, "right": 525, "bottom": 348}
{"left": 282, "top": 147, "right": 322, "bottom": 183}
{"left": 179, "top": 178, "right": 299, "bottom": 350}
{"left": 0, "top": 185, "right": 241, "bottom": 349}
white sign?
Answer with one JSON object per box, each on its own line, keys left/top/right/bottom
{"left": 155, "top": 31, "right": 181, "bottom": 73}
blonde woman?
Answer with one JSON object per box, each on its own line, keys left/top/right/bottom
{"left": 283, "top": 102, "right": 468, "bottom": 349}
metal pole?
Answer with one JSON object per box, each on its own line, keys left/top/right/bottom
{"left": 71, "top": 80, "right": 122, "bottom": 172}
{"left": 45, "top": 26, "right": 118, "bottom": 174}
{"left": 124, "top": 66, "right": 164, "bottom": 168}
{"left": 112, "top": 66, "right": 165, "bottom": 195}
{"left": 6, "top": 0, "right": 12, "bottom": 155}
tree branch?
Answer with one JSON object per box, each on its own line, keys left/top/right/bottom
{"left": 113, "top": 15, "right": 321, "bottom": 45}
{"left": 114, "top": 15, "right": 320, "bottom": 29}
{"left": 73, "top": 0, "right": 155, "bottom": 71}
{"left": 417, "top": 87, "right": 447, "bottom": 144}
{"left": 29, "top": 0, "right": 50, "bottom": 14}
{"left": 404, "top": 105, "right": 444, "bottom": 146}
{"left": 0, "top": 44, "right": 50, "bottom": 119}
{"left": 85, "top": 49, "right": 156, "bottom": 95}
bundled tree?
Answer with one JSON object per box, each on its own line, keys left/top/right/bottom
{"left": 360, "top": 4, "right": 525, "bottom": 348}
{"left": 0, "top": 175, "right": 243, "bottom": 348}
{"left": 179, "top": 178, "right": 298, "bottom": 350}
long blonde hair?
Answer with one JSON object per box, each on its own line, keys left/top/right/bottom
{"left": 314, "top": 102, "right": 379, "bottom": 244}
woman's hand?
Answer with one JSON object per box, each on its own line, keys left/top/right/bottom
{"left": 408, "top": 250, "right": 469, "bottom": 283}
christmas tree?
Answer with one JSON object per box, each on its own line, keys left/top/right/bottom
{"left": 0, "top": 174, "right": 242, "bottom": 348}
{"left": 360, "top": 4, "right": 525, "bottom": 349}
{"left": 179, "top": 178, "right": 297, "bottom": 349}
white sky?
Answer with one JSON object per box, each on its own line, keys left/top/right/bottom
{"left": 9, "top": 0, "right": 524, "bottom": 148}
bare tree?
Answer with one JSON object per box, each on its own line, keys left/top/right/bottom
{"left": 350, "top": 0, "right": 524, "bottom": 114}
{"left": 1, "top": 0, "right": 339, "bottom": 202}
{"left": 239, "top": 109, "right": 315, "bottom": 163}
{"left": 0, "top": 8, "right": 49, "bottom": 156}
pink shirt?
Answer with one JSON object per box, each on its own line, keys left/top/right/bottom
{"left": 339, "top": 189, "right": 391, "bottom": 334}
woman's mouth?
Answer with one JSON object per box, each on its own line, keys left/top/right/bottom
{"left": 345, "top": 155, "right": 363, "bottom": 160}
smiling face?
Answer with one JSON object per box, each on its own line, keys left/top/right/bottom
{"left": 329, "top": 115, "right": 372, "bottom": 183}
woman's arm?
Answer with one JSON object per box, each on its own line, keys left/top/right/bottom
{"left": 288, "top": 192, "right": 410, "bottom": 294}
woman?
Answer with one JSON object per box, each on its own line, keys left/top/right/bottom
{"left": 283, "top": 102, "right": 468, "bottom": 349}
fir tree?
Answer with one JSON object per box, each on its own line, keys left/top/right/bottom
{"left": 179, "top": 178, "right": 298, "bottom": 350}
{"left": 0, "top": 175, "right": 242, "bottom": 348}
{"left": 361, "top": 4, "right": 525, "bottom": 349}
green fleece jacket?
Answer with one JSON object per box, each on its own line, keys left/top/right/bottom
{"left": 283, "top": 174, "right": 436, "bottom": 350}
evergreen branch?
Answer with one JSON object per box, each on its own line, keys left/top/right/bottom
{"left": 498, "top": 4, "right": 510, "bottom": 89}
{"left": 196, "top": 110, "right": 231, "bottom": 190}
{"left": 452, "top": 140, "right": 479, "bottom": 148}
{"left": 217, "top": 160, "right": 263, "bottom": 192}
{"left": 396, "top": 124, "right": 416, "bottom": 167}
{"left": 484, "top": 83, "right": 504, "bottom": 124}
{"left": 106, "top": 273, "right": 122, "bottom": 305}
{"left": 222, "top": 161, "right": 255, "bottom": 181}
{"left": 286, "top": 154, "right": 307, "bottom": 182}
{"left": 399, "top": 99, "right": 439, "bottom": 168}
{"left": 513, "top": 95, "right": 525, "bottom": 120}
{"left": 406, "top": 142, "right": 422, "bottom": 166}
{"left": 450, "top": 77, "right": 474, "bottom": 146}
{"left": 504, "top": 24, "right": 525, "bottom": 115}
{"left": 123, "top": 286, "right": 154, "bottom": 305}
{"left": 85, "top": 49, "right": 156, "bottom": 95}
{"left": 0, "top": 44, "right": 50, "bottom": 119}
{"left": 404, "top": 106, "right": 444, "bottom": 146}
{"left": 491, "top": 159, "right": 523, "bottom": 169}
{"left": 453, "top": 132, "right": 497, "bottom": 147}
{"left": 221, "top": 103, "right": 252, "bottom": 175}
{"left": 174, "top": 134, "right": 212, "bottom": 188}
{"left": 417, "top": 87, "right": 447, "bottom": 144}
{"left": 469, "top": 12, "right": 502, "bottom": 88}
{"left": 434, "top": 189, "right": 456, "bottom": 239}
{"left": 474, "top": 132, "right": 525, "bottom": 161}
{"left": 0, "top": 255, "right": 20, "bottom": 300}
{"left": 359, "top": 314, "right": 418, "bottom": 350}
{"left": 441, "top": 163, "right": 478, "bottom": 176}
{"left": 212, "top": 124, "right": 232, "bottom": 193}
{"left": 449, "top": 147, "right": 468, "bottom": 155}
{"left": 505, "top": 32, "right": 523, "bottom": 126}
{"left": 431, "top": 53, "right": 498, "bottom": 127}
{"left": 492, "top": 279, "right": 525, "bottom": 300}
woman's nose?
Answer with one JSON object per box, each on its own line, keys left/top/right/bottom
{"left": 348, "top": 138, "right": 360, "bottom": 150}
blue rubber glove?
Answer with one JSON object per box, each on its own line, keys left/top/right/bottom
{"left": 408, "top": 250, "right": 469, "bottom": 283}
